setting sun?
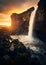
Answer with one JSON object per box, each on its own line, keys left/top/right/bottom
{"left": 0, "top": 14, "right": 11, "bottom": 27}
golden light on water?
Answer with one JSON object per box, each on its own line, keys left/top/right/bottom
{"left": 0, "top": 14, "right": 11, "bottom": 27}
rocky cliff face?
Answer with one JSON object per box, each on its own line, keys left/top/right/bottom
{"left": 11, "top": 7, "right": 34, "bottom": 35}
{"left": 33, "top": 0, "right": 46, "bottom": 42}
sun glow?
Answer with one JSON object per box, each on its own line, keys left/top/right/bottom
{"left": 0, "top": 22, "right": 11, "bottom": 27}
{"left": 0, "top": 14, "right": 11, "bottom": 27}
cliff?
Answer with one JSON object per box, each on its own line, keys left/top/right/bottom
{"left": 33, "top": 0, "right": 46, "bottom": 42}
{"left": 11, "top": 7, "right": 34, "bottom": 35}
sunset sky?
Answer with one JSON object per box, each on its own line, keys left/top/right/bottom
{"left": 0, "top": 0, "right": 39, "bottom": 14}
{"left": 0, "top": 0, "right": 39, "bottom": 26}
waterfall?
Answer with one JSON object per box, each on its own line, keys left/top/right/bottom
{"left": 28, "top": 6, "right": 38, "bottom": 39}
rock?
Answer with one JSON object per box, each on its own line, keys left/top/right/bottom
{"left": 0, "top": 37, "right": 43, "bottom": 65}
{"left": 33, "top": 0, "right": 46, "bottom": 42}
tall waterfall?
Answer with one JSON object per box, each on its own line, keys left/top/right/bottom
{"left": 28, "top": 6, "right": 38, "bottom": 38}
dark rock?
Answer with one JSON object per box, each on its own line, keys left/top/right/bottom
{"left": 0, "top": 33, "right": 42, "bottom": 65}
{"left": 33, "top": 0, "right": 46, "bottom": 42}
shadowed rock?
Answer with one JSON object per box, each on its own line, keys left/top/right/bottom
{"left": 33, "top": 0, "right": 46, "bottom": 42}
{"left": 11, "top": 7, "right": 34, "bottom": 35}
{"left": 0, "top": 37, "right": 42, "bottom": 65}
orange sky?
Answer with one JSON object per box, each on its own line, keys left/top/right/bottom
{"left": 0, "top": 0, "right": 39, "bottom": 26}
{"left": 0, "top": 14, "right": 11, "bottom": 26}
{"left": 0, "top": 0, "right": 39, "bottom": 14}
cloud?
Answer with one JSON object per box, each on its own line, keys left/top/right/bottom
{"left": 0, "top": 0, "right": 39, "bottom": 14}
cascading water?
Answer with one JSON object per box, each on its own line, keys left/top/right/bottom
{"left": 28, "top": 6, "right": 38, "bottom": 41}
{"left": 28, "top": 6, "right": 38, "bottom": 37}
